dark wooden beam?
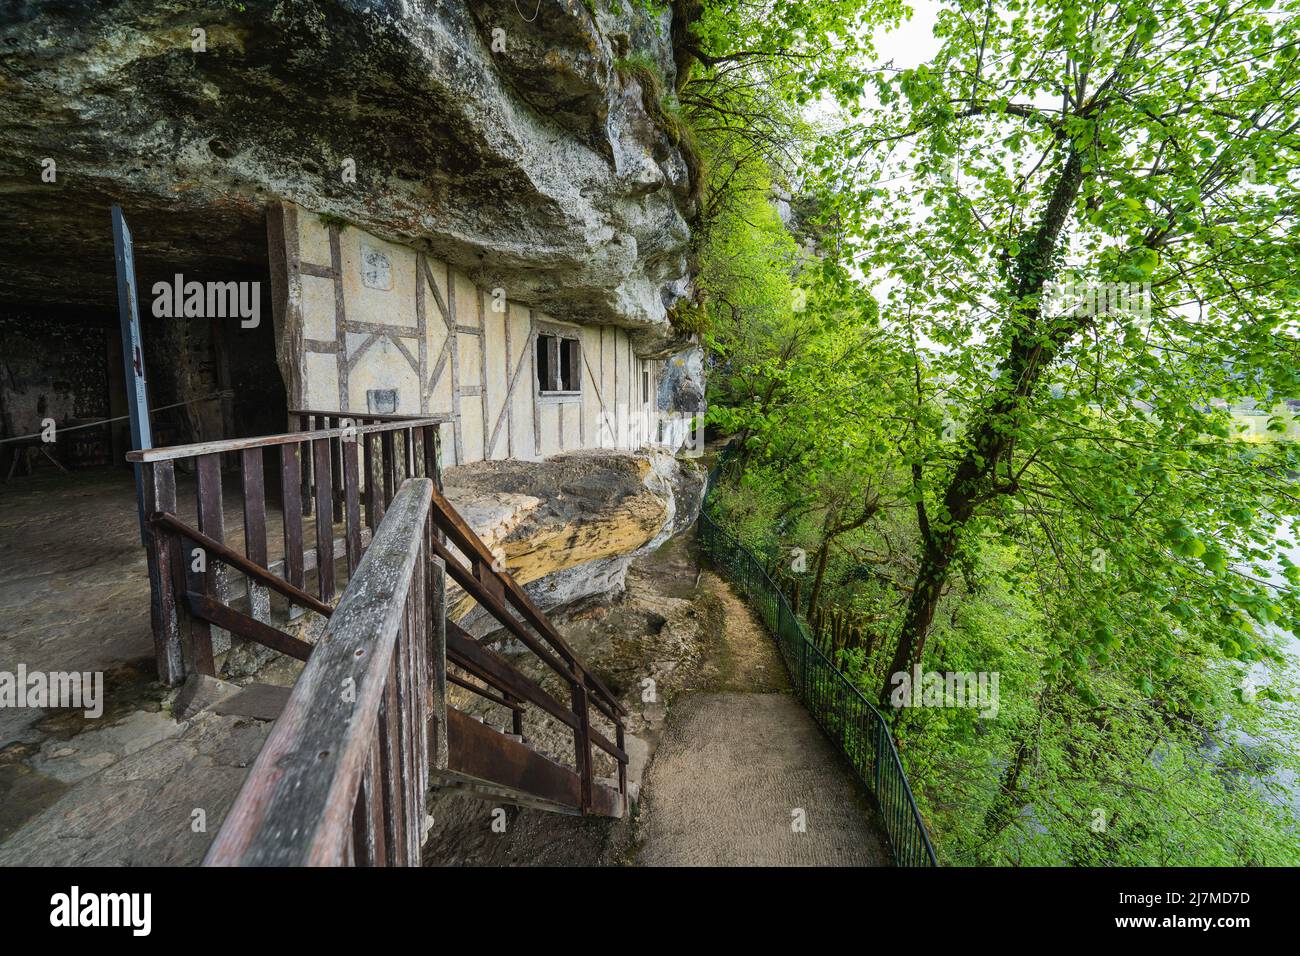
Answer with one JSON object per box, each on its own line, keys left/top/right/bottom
{"left": 447, "top": 672, "right": 521, "bottom": 712}
{"left": 185, "top": 593, "right": 313, "bottom": 662}
{"left": 152, "top": 511, "right": 334, "bottom": 617}
{"left": 446, "top": 621, "right": 627, "bottom": 763}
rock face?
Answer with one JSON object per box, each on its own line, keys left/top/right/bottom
{"left": 444, "top": 447, "right": 705, "bottom": 633}
{"left": 0, "top": 0, "right": 695, "bottom": 350}
{"left": 659, "top": 347, "right": 707, "bottom": 415}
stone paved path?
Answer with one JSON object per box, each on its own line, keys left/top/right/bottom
{"left": 0, "top": 709, "right": 269, "bottom": 866}
{"left": 0, "top": 468, "right": 291, "bottom": 861}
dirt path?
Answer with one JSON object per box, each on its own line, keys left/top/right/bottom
{"left": 419, "top": 536, "right": 889, "bottom": 867}
{"left": 633, "top": 570, "right": 889, "bottom": 866}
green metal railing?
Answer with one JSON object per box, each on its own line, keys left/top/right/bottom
{"left": 698, "top": 469, "right": 938, "bottom": 866}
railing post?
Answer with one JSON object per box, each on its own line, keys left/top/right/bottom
{"left": 280, "top": 442, "right": 306, "bottom": 607}
{"left": 800, "top": 634, "right": 808, "bottom": 703}
{"left": 616, "top": 722, "right": 627, "bottom": 804}
{"left": 429, "top": 556, "right": 448, "bottom": 772}
{"left": 341, "top": 434, "right": 363, "bottom": 575}
{"left": 421, "top": 424, "right": 441, "bottom": 489}
{"left": 189, "top": 453, "right": 223, "bottom": 675}
{"left": 777, "top": 596, "right": 787, "bottom": 661}
{"left": 381, "top": 430, "right": 397, "bottom": 506}
{"left": 874, "top": 716, "right": 885, "bottom": 796}
{"left": 241, "top": 447, "right": 271, "bottom": 624}
{"left": 312, "top": 438, "right": 336, "bottom": 601}
{"left": 842, "top": 671, "right": 852, "bottom": 749}
{"left": 570, "top": 679, "right": 593, "bottom": 814}
{"left": 295, "top": 413, "right": 314, "bottom": 517}
{"left": 330, "top": 418, "right": 345, "bottom": 522}
{"left": 142, "top": 461, "right": 185, "bottom": 685}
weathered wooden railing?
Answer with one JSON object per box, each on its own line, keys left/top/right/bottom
{"left": 425, "top": 478, "right": 629, "bottom": 817}
{"left": 128, "top": 411, "right": 446, "bottom": 685}
{"left": 201, "top": 475, "right": 630, "bottom": 865}
{"left": 204, "top": 479, "right": 438, "bottom": 865}
{"left": 132, "top": 408, "right": 628, "bottom": 863}
{"left": 289, "top": 409, "right": 436, "bottom": 521}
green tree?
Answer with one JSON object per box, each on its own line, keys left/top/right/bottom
{"left": 699, "top": 0, "right": 1300, "bottom": 864}
{"left": 819, "top": 0, "right": 1300, "bottom": 704}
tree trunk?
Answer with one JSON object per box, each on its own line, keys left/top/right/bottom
{"left": 982, "top": 734, "right": 1032, "bottom": 837}
{"left": 881, "top": 148, "right": 1087, "bottom": 706}
{"left": 882, "top": 543, "right": 953, "bottom": 699}
{"left": 808, "top": 537, "right": 831, "bottom": 614}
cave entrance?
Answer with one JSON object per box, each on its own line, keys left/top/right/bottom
{"left": 0, "top": 205, "right": 287, "bottom": 484}
{"left": 0, "top": 202, "right": 291, "bottom": 750}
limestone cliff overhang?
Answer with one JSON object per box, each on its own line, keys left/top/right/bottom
{"left": 0, "top": 0, "right": 695, "bottom": 353}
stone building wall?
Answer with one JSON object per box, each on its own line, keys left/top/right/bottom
{"left": 0, "top": 310, "right": 111, "bottom": 442}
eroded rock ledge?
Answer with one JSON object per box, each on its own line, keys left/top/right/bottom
{"left": 443, "top": 447, "right": 705, "bottom": 633}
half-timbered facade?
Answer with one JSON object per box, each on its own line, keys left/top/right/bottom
{"left": 269, "top": 202, "right": 663, "bottom": 467}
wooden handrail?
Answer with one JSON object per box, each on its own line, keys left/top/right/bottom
{"left": 428, "top": 482, "right": 627, "bottom": 717}
{"left": 291, "top": 407, "right": 432, "bottom": 424}
{"left": 447, "top": 673, "right": 523, "bottom": 712}
{"left": 205, "top": 479, "right": 434, "bottom": 866}
{"left": 151, "top": 511, "right": 335, "bottom": 617}
{"left": 127, "top": 415, "right": 447, "bottom": 463}
{"left": 446, "top": 620, "right": 573, "bottom": 727}
{"left": 432, "top": 536, "right": 574, "bottom": 679}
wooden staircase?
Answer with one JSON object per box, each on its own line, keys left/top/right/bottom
{"left": 424, "top": 476, "right": 629, "bottom": 820}
{"left": 128, "top": 411, "right": 628, "bottom": 866}
{"left": 436, "top": 619, "right": 625, "bottom": 817}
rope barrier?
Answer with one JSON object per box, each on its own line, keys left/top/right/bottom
{"left": 0, "top": 394, "right": 223, "bottom": 446}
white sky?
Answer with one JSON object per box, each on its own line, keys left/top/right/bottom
{"left": 869, "top": 0, "right": 943, "bottom": 70}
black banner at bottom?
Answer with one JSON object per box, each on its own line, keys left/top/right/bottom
{"left": 0, "top": 865, "right": 1285, "bottom": 942}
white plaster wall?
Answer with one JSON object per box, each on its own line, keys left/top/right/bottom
{"left": 270, "top": 201, "right": 663, "bottom": 467}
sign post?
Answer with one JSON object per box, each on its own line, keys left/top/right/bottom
{"left": 111, "top": 205, "right": 154, "bottom": 543}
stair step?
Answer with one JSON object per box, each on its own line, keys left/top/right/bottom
{"left": 445, "top": 708, "right": 624, "bottom": 818}
{"left": 428, "top": 769, "right": 583, "bottom": 816}
{"left": 213, "top": 683, "right": 292, "bottom": 721}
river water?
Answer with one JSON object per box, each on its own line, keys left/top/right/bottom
{"left": 1235, "top": 523, "right": 1300, "bottom": 813}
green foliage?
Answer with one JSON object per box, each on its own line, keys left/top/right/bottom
{"left": 686, "top": 0, "right": 908, "bottom": 98}
{"left": 667, "top": 298, "right": 711, "bottom": 336}
{"left": 613, "top": 53, "right": 665, "bottom": 86}
{"left": 699, "top": 0, "right": 1300, "bottom": 864}
{"left": 602, "top": 0, "right": 669, "bottom": 18}
{"left": 695, "top": 174, "right": 799, "bottom": 341}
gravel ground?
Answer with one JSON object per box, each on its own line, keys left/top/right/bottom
{"left": 633, "top": 566, "right": 888, "bottom": 867}
{"left": 634, "top": 692, "right": 889, "bottom": 866}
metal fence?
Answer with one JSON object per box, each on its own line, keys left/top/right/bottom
{"left": 697, "top": 481, "right": 938, "bottom": 866}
